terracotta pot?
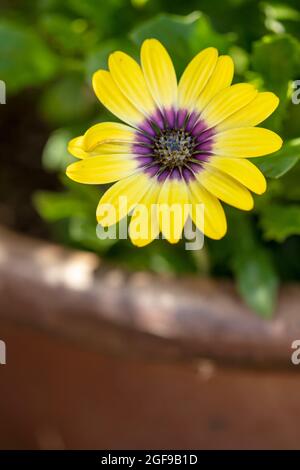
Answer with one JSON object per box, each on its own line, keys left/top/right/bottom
{"left": 0, "top": 226, "right": 300, "bottom": 449}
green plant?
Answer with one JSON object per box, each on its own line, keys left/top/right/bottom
{"left": 1, "top": 0, "right": 300, "bottom": 317}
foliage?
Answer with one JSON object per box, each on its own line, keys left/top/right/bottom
{"left": 1, "top": 0, "right": 300, "bottom": 316}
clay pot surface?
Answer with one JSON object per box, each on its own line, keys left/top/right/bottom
{"left": 1, "top": 226, "right": 300, "bottom": 449}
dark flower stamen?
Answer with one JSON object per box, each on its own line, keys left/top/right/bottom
{"left": 135, "top": 109, "right": 215, "bottom": 181}
{"left": 153, "top": 129, "right": 195, "bottom": 168}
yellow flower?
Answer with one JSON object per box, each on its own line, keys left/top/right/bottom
{"left": 66, "top": 39, "right": 282, "bottom": 246}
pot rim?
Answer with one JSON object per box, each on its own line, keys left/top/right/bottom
{"left": 0, "top": 225, "right": 299, "bottom": 368}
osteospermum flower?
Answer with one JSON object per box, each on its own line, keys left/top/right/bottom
{"left": 66, "top": 39, "right": 282, "bottom": 246}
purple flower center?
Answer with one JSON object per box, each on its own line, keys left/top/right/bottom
{"left": 134, "top": 108, "right": 215, "bottom": 182}
{"left": 153, "top": 129, "right": 195, "bottom": 167}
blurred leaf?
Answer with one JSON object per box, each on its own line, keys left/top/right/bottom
{"left": 263, "top": 2, "right": 300, "bottom": 34}
{"left": 255, "top": 138, "right": 300, "bottom": 178}
{"left": 85, "top": 38, "right": 136, "bottom": 82}
{"left": 131, "top": 12, "right": 200, "bottom": 61}
{"left": 131, "top": 0, "right": 150, "bottom": 7}
{"left": 59, "top": 173, "right": 102, "bottom": 203}
{"left": 69, "top": 215, "right": 117, "bottom": 252}
{"left": 229, "top": 45, "right": 249, "bottom": 76}
{"left": 226, "top": 211, "right": 278, "bottom": 317}
{"left": 0, "top": 20, "right": 58, "bottom": 93}
{"left": 277, "top": 161, "right": 300, "bottom": 200}
{"left": 131, "top": 12, "right": 234, "bottom": 73}
{"left": 34, "top": 172, "right": 101, "bottom": 223}
{"left": 251, "top": 34, "right": 300, "bottom": 130}
{"left": 34, "top": 190, "right": 87, "bottom": 221}
{"left": 233, "top": 248, "right": 278, "bottom": 318}
{"left": 39, "top": 13, "right": 93, "bottom": 54}
{"left": 42, "top": 129, "right": 74, "bottom": 171}
{"left": 39, "top": 74, "right": 95, "bottom": 125}
{"left": 85, "top": 40, "right": 119, "bottom": 82}
{"left": 110, "top": 239, "right": 197, "bottom": 274}
{"left": 34, "top": 184, "right": 115, "bottom": 253}
{"left": 190, "top": 12, "right": 235, "bottom": 54}
{"left": 67, "top": 0, "right": 131, "bottom": 35}
{"left": 262, "top": 2, "right": 300, "bottom": 33}
{"left": 283, "top": 93, "right": 300, "bottom": 139}
{"left": 260, "top": 203, "right": 300, "bottom": 242}
{"left": 263, "top": 3, "right": 300, "bottom": 21}
{"left": 252, "top": 34, "right": 300, "bottom": 88}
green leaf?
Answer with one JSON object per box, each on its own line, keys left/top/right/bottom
{"left": 85, "top": 39, "right": 136, "bottom": 83}
{"left": 228, "top": 45, "right": 249, "bottom": 76}
{"left": 233, "top": 249, "right": 279, "bottom": 318}
{"left": 42, "top": 129, "right": 74, "bottom": 172}
{"left": 263, "top": 3, "right": 300, "bottom": 22}
{"left": 252, "top": 34, "right": 300, "bottom": 90}
{"left": 226, "top": 211, "right": 278, "bottom": 318}
{"left": 39, "top": 74, "right": 95, "bottom": 126}
{"left": 109, "top": 239, "right": 197, "bottom": 274}
{"left": 189, "top": 12, "right": 235, "bottom": 54}
{"left": 33, "top": 191, "right": 88, "bottom": 222}
{"left": 260, "top": 203, "right": 300, "bottom": 242}
{"left": 69, "top": 216, "right": 117, "bottom": 253}
{"left": 59, "top": 174, "right": 101, "bottom": 203}
{"left": 0, "top": 20, "right": 58, "bottom": 93}
{"left": 34, "top": 190, "right": 116, "bottom": 253}
{"left": 255, "top": 138, "right": 300, "bottom": 178}
{"left": 38, "top": 14, "right": 92, "bottom": 54}
{"left": 251, "top": 34, "right": 300, "bottom": 130}
{"left": 67, "top": 0, "right": 136, "bottom": 38}
{"left": 130, "top": 12, "right": 233, "bottom": 74}
{"left": 278, "top": 161, "right": 300, "bottom": 201}
{"left": 263, "top": 2, "right": 300, "bottom": 34}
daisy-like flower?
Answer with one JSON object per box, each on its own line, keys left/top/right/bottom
{"left": 66, "top": 39, "right": 282, "bottom": 247}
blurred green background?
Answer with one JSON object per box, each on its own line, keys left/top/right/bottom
{"left": 1, "top": 0, "right": 300, "bottom": 317}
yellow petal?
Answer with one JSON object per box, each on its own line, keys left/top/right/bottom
{"left": 188, "top": 179, "right": 227, "bottom": 239}
{"left": 198, "top": 167, "right": 254, "bottom": 210}
{"left": 68, "top": 136, "right": 88, "bottom": 159}
{"left": 97, "top": 173, "right": 152, "bottom": 226}
{"left": 129, "top": 181, "right": 161, "bottom": 247}
{"left": 89, "top": 142, "right": 132, "bottom": 155}
{"left": 84, "top": 122, "right": 136, "bottom": 150}
{"left": 157, "top": 176, "right": 189, "bottom": 243}
{"left": 196, "top": 55, "right": 234, "bottom": 110}
{"left": 216, "top": 92, "right": 279, "bottom": 131}
{"left": 141, "top": 39, "right": 177, "bottom": 110}
{"left": 68, "top": 123, "right": 136, "bottom": 159}
{"left": 66, "top": 154, "right": 138, "bottom": 184}
{"left": 200, "top": 83, "right": 257, "bottom": 128}
{"left": 213, "top": 127, "right": 283, "bottom": 158}
{"left": 178, "top": 47, "right": 218, "bottom": 109}
{"left": 93, "top": 70, "right": 144, "bottom": 127}
{"left": 207, "top": 156, "right": 266, "bottom": 194}
{"left": 109, "top": 51, "right": 156, "bottom": 117}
